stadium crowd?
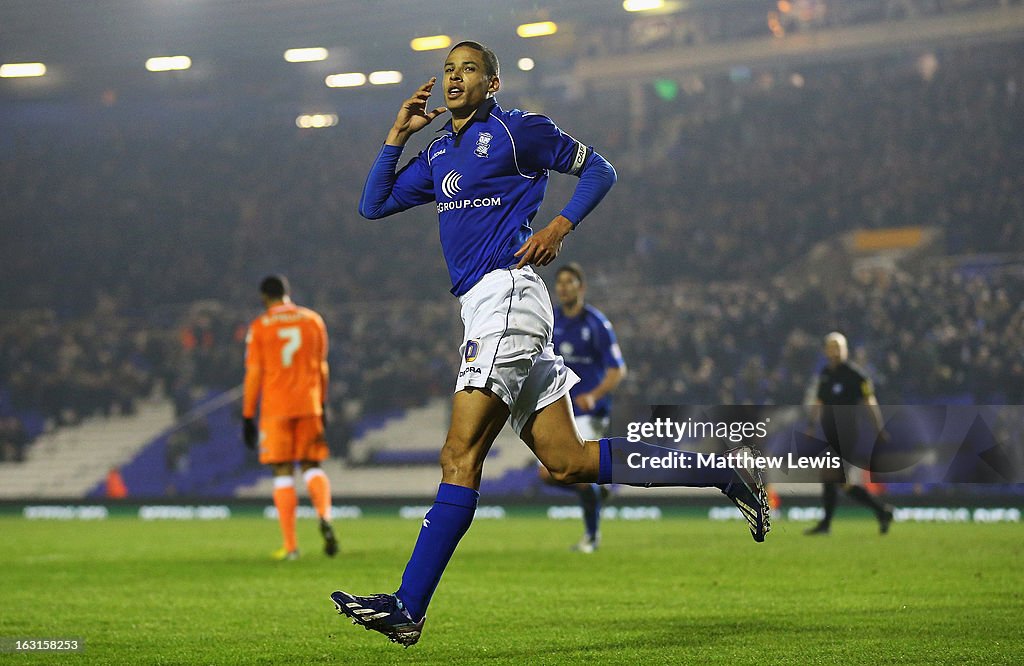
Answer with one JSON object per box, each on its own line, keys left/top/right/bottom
{"left": 0, "top": 305, "right": 175, "bottom": 426}
{"left": 576, "top": 0, "right": 1023, "bottom": 57}
{"left": 601, "top": 265, "right": 1024, "bottom": 407}
{"left": 556, "top": 39, "right": 1023, "bottom": 285}
{"left": 1, "top": 40, "right": 1022, "bottom": 457}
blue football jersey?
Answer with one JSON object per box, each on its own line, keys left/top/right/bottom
{"left": 553, "top": 304, "right": 625, "bottom": 417}
{"left": 360, "top": 97, "right": 614, "bottom": 296}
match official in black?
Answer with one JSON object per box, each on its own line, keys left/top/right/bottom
{"left": 805, "top": 332, "right": 894, "bottom": 535}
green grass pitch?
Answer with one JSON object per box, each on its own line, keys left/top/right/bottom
{"left": 3, "top": 515, "right": 1021, "bottom": 664}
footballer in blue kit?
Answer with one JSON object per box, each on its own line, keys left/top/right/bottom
{"left": 542, "top": 263, "right": 626, "bottom": 553}
{"left": 330, "top": 40, "right": 771, "bottom": 648}
{"left": 358, "top": 70, "right": 601, "bottom": 298}
{"left": 553, "top": 268, "right": 625, "bottom": 423}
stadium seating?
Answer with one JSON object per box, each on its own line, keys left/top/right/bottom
{"left": 0, "top": 399, "right": 175, "bottom": 498}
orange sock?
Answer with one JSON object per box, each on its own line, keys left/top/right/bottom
{"left": 303, "top": 467, "right": 332, "bottom": 521}
{"left": 273, "top": 476, "right": 298, "bottom": 552}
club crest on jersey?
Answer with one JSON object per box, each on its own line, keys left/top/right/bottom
{"left": 474, "top": 132, "right": 492, "bottom": 158}
{"left": 464, "top": 339, "right": 480, "bottom": 362}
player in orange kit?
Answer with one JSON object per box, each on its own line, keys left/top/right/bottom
{"left": 242, "top": 275, "right": 338, "bottom": 560}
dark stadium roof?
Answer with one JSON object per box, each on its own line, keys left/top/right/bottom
{"left": 4, "top": 1, "right": 1022, "bottom": 107}
{"left": 0, "top": 0, "right": 662, "bottom": 100}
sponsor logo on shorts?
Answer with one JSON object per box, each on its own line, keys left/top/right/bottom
{"left": 459, "top": 366, "right": 483, "bottom": 378}
{"left": 465, "top": 339, "right": 480, "bottom": 362}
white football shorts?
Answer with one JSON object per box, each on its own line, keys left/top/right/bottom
{"left": 455, "top": 266, "right": 579, "bottom": 434}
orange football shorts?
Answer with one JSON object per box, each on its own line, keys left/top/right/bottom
{"left": 258, "top": 414, "right": 328, "bottom": 465}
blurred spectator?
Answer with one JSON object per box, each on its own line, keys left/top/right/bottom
{"left": 105, "top": 466, "right": 128, "bottom": 498}
{"left": 0, "top": 416, "right": 29, "bottom": 462}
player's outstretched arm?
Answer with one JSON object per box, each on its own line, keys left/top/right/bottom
{"left": 387, "top": 78, "right": 448, "bottom": 147}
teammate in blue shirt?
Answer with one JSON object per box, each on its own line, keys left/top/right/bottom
{"left": 541, "top": 263, "right": 626, "bottom": 553}
{"left": 330, "top": 41, "right": 770, "bottom": 647}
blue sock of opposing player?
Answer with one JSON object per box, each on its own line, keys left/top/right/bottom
{"left": 396, "top": 483, "right": 478, "bottom": 621}
{"left": 577, "top": 484, "right": 601, "bottom": 539}
{"left": 596, "top": 437, "right": 736, "bottom": 486}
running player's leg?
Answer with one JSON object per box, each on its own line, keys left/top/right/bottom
{"left": 332, "top": 388, "right": 509, "bottom": 645}
{"left": 396, "top": 387, "right": 509, "bottom": 620}
{"left": 333, "top": 269, "right": 535, "bottom": 643}
{"left": 521, "top": 395, "right": 771, "bottom": 541}
{"left": 521, "top": 395, "right": 733, "bottom": 486}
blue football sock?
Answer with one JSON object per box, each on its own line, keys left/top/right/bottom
{"left": 396, "top": 483, "right": 478, "bottom": 621}
{"left": 598, "top": 437, "right": 736, "bottom": 487}
{"left": 577, "top": 483, "right": 601, "bottom": 539}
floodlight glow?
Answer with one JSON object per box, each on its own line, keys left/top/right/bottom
{"left": 623, "top": 0, "right": 665, "bottom": 11}
{"left": 410, "top": 35, "right": 452, "bottom": 51}
{"left": 296, "top": 113, "right": 338, "bottom": 129}
{"left": 325, "top": 72, "right": 366, "bottom": 88}
{"left": 0, "top": 62, "right": 47, "bottom": 78}
{"left": 368, "top": 70, "right": 403, "bottom": 85}
{"left": 145, "top": 56, "right": 192, "bottom": 72}
{"left": 516, "top": 22, "right": 558, "bottom": 38}
{"left": 284, "top": 47, "right": 328, "bottom": 63}
{"left": 517, "top": 58, "right": 535, "bottom": 72}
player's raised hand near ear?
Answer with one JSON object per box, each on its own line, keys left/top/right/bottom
{"left": 388, "top": 78, "right": 448, "bottom": 146}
